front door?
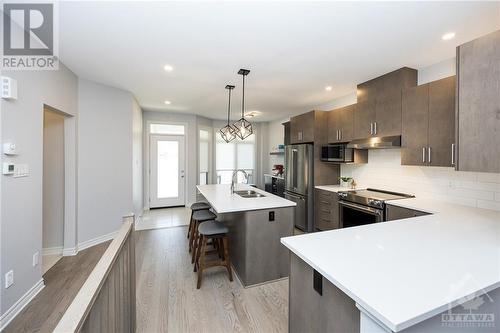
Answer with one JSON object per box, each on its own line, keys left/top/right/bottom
{"left": 150, "top": 135, "right": 186, "bottom": 208}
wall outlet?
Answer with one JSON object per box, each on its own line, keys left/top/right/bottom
{"left": 33, "top": 252, "right": 39, "bottom": 267}
{"left": 5, "top": 270, "right": 14, "bottom": 289}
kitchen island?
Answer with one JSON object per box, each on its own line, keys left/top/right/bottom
{"left": 197, "top": 184, "right": 296, "bottom": 287}
{"left": 282, "top": 199, "right": 500, "bottom": 333}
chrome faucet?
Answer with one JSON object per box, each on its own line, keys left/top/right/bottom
{"left": 231, "top": 169, "right": 248, "bottom": 194}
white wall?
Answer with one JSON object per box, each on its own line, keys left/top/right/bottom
{"left": 42, "top": 110, "right": 65, "bottom": 251}
{"left": 132, "top": 99, "right": 143, "bottom": 218}
{"left": 0, "top": 64, "right": 78, "bottom": 317}
{"left": 342, "top": 149, "right": 500, "bottom": 210}
{"left": 266, "top": 118, "right": 288, "bottom": 174}
{"left": 77, "top": 79, "right": 135, "bottom": 243}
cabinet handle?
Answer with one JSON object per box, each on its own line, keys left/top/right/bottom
{"left": 298, "top": 131, "right": 303, "bottom": 141}
{"left": 370, "top": 123, "right": 373, "bottom": 135}
{"left": 336, "top": 129, "right": 339, "bottom": 141}
{"left": 451, "top": 143, "right": 455, "bottom": 166}
{"left": 422, "top": 147, "right": 426, "bottom": 163}
{"left": 374, "top": 122, "right": 377, "bottom": 135}
{"left": 339, "top": 130, "right": 342, "bottom": 141}
{"left": 428, "top": 147, "right": 431, "bottom": 164}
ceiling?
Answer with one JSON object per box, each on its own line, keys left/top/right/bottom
{"left": 59, "top": 1, "right": 500, "bottom": 122}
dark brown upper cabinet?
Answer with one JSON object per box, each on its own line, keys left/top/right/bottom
{"left": 456, "top": 30, "right": 500, "bottom": 173}
{"left": 290, "top": 110, "right": 328, "bottom": 144}
{"left": 402, "top": 76, "right": 456, "bottom": 167}
{"left": 354, "top": 67, "right": 417, "bottom": 139}
{"left": 328, "top": 104, "right": 354, "bottom": 143}
{"left": 282, "top": 121, "right": 291, "bottom": 145}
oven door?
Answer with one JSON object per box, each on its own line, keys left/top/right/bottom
{"left": 339, "top": 201, "right": 384, "bottom": 228}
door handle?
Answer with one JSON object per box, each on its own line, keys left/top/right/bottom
{"left": 422, "top": 147, "right": 426, "bottom": 163}
{"left": 451, "top": 143, "right": 455, "bottom": 166}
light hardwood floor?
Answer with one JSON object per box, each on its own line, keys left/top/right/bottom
{"left": 136, "top": 207, "right": 191, "bottom": 231}
{"left": 135, "top": 226, "right": 289, "bottom": 333}
{"left": 4, "top": 241, "right": 110, "bottom": 333}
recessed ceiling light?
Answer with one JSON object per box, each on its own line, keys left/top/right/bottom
{"left": 442, "top": 32, "right": 455, "bottom": 41}
{"left": 163, "top": 64, "right": 174, "bottom": 72}
{"left": 325, "top": 86, "right": 333, "bottom": 91}
{"left": 164, "top": 100, "right": 171, "bottom": 105}
{"left": 245, "top": 110, "right": 261, "bottom": 118}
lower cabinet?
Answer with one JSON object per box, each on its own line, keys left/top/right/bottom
{"left": 386, "top": 204, "right": 430, "bottom": 221}
{"left": 289, "top": 254, "right": 360, "bottom": 333}
{"left": 314, "top": 189, "right": 339, "bottom": 231}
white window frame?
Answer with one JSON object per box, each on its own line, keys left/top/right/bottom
{"left": 198, "top": 125, "right": 212, "bottom": 185}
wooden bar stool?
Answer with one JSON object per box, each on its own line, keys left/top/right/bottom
{"left": 194, "top": 220, "right": 233, "bottom": 289}
{"left": 187, "top": 202, "right": 211, "bottom": 239}
{"left": 189, "top": 209, "right": 217, "bottom": 257}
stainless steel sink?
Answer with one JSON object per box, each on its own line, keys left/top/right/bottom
{"left": 234, "top": 190, "right": 266, "bottom": 198}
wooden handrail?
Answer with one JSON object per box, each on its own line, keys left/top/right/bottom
{"left": 54, "top": 215, "right": 136, "bottom": 333}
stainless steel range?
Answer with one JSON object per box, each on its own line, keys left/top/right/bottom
{"left": 337, "top": 188, "right": 414, "bottom": 228}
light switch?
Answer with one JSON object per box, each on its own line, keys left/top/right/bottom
{"left": 13, "top": 164, "right": 28, "bottom": 178}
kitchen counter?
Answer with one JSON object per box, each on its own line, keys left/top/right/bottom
{"left": 315, "top": 185, "right": 365, "bottom": 193}
{"left": 197, "top": 184, "right": 295, "bottom": 213}
{"left": 197, "top": 184, "right": 295, "bottom": 287}
{"left": 282, "top": 199, "right": 500, "bottom": 332}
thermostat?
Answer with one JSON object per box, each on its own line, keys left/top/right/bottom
{"left": 3, "top": 163, "right": 15, "bottom": 175}
{"left": 3, "top": 142, "right": 18, "bottom": 155}
{"left": 1, "top": 77, "right": 17, "bottom": 100}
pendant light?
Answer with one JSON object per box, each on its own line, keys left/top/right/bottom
{"left": 220, "top": 85, "right": 236, "bottom": 143}
{"left": 233, "top": 68, "right": 253, "bottom": 140}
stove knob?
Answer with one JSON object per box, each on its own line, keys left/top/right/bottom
{"left": 373, "top": 200, "right": 382, "bottom": 207}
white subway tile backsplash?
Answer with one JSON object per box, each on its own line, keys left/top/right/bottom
{"left": 341, "top": 149, "right": 500, "bottom": 212}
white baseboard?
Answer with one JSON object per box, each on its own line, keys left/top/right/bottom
{"left": 62, "top": 247, "right": 78, "bottom": 256}
{"left": 0, "top": 279, "right": 45, "bottom": 331}
{"left": 42, "top": 246, "right": 63, "bottom": 256}
{"left": 77, "top": 230, "right": 118, "bottom": 252}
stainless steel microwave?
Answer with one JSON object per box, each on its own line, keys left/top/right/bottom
{"left": 320, "top": 144, "right": 354, "bottom": 163}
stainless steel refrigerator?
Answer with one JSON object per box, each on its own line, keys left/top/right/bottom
{"left": 284, "top": 144, "right": 314, "bottom": 232}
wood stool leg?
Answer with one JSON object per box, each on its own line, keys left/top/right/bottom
{"left": 197, "top": 236, "right": 207, "bottom": 289}
{"left": 192, "top": 228, "right": 200, "bottom": 265}
{"left": 187, "top": 211, "right": 194, "bottom": 238}
{"left": 222, "top": 236, "right": 233, "bottom": 282}
{"left": 189, "top": 221, "right": 198, "bottom": 253}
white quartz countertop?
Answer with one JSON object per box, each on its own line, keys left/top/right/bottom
{"left": 281, "top": 199, "right": 500, "bottom": 332}
{"left": 315, "top": 185, "right": 366, "bottom": 193}
{"left": 197, "top": 184, "right": 296, "bottom": 214}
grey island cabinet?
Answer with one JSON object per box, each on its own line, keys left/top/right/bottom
{"left": 196, "top": 184, "right": 295, "bottom": 287}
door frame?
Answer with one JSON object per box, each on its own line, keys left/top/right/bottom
{"left": 43, "top": 104, "right": 78, "bottom": 256}
{"left": 144, "top": 120, "right": 189, "bottom": 211}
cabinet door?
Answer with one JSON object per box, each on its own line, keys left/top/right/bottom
{"left": 457, "top": 30, "right": 500, "bottom": 173}
{"left": 428, "top": 76, "right": 456, "bottom": 167}
{"left": 291, "top": 112, "right": 315, "bottom": 144}
{"left": 339, "top": 105, "right": 354, "bottom": 142}
{"left": 330, "top": 192, "right": 339, "bottom": 230}
{"left": 402, "top": 84, "right": 429, "bottom": 166}
{"left": 328, "top": 109, "right": 341, "bottom": 143}
{"left": 386, "top": 205, "right": 430, "bottom": 221}
{"left": 283, "top": 121, "right": 291, "bottom": 146}
{"left": 375, "top": 90, "right": 403, "bottom": 137}
{"left": 353, "top": 100, "right": 375, "bottom": 139}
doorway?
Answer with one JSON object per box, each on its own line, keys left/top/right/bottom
{"left": 149, "top": 134, "right": 186, "bottom": 208}
{"left": 42, "top": 108, "right": 65, "bottom": 273}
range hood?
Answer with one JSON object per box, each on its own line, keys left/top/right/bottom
{"left": 346, "top": 135, "right": 401, "bottom": 149}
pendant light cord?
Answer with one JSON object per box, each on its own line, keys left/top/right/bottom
{"left": 227, "top": 88, "right": 232, "bottom": 125}
{"left": 241, "top": 74, "right": 245, "bottom": 118}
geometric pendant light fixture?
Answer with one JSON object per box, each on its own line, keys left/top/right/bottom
{"left": 220, "top": 84, "right": 237, "bottom": 143}
{"left": 233, "top": 68, "right": 253, "bottom": 140}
